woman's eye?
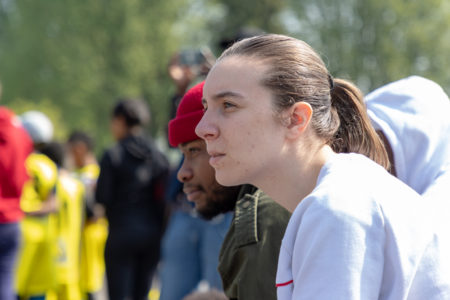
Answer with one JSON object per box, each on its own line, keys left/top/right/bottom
{"left": 223, "top": 101, "right": 235, "bottom": 109}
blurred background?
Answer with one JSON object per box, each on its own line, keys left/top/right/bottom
{"left": 1, "top": 0, "right": 449, "bottom": 154}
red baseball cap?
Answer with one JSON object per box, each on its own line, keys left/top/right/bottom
{"left": 168, "top": 81, "right": 205, "bottom": 147}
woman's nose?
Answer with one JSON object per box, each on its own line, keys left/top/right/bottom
{"left": 195, "top": 110, "right": 218, "bottom": 141}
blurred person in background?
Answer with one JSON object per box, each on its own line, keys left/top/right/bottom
{"left": 41, "top": 141, "right": 84, "bottom": 300}
{"left": 15, "top": 111, "right": 59, "bottom": 300}
{"left": 0, "top": 82, "right": 33, "bottom": 300}
{"left": 218, "top": 27, "right": 265, "bottom": 52}
{"left": 365, "top": 77, "right": 450, "bottom": 280}
{"left": 167, "top": 47, "right": 215, "bottom": 122}
{"left": 365, "top": 76, "right": 450, "bottom": 201}
{"left": 95, "top": 99, "right": 169, "bottom": 300}
{"left": 160, "top": 50, "right": 232, "bottom": 300}
{"left": 67, "top": 131, "right": 107, "bottom": 300}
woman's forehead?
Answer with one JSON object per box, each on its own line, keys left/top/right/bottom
{"left": 204, "top": 57, "right": 268, "bottom": 99}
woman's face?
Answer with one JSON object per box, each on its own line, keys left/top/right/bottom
{"left": 196, "top": 56, "right": 287, "bottom": 187}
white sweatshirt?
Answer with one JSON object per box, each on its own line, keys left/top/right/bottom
{"left": 365, "top": 76, "right": 450, "bottom": 201}
{"left": 276, "top": 153, "right": 450, "bottom": 300}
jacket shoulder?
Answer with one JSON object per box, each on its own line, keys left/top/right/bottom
{"left": 256, "top": 191, "right": 291, "bottom": 227}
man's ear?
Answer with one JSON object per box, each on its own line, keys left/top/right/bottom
{"left": 285, "top": 102, "right": 312, "bottom": 139}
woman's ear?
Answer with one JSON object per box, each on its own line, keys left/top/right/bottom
{"left": 285, "top": 102, "right": 312, "bottom": 139}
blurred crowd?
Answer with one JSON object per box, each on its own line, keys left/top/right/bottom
{"left": 0, "top": 29, "right": 261, "bottom": 300}
{"left": 0, "top": 93, "right": 223, "bottom": 300}
{"left": 0, "top": 105, "right": 108, "bottom": 300}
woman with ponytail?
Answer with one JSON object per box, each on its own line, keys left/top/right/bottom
{"left": 195, "top": 34, "right": 449, "bottom": 299}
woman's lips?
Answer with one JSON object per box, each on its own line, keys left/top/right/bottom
{"left": 209, "top": 154, "right": 225, "bottom": 167}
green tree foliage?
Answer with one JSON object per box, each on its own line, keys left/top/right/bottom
{"left": 182, "top": 0, "right": 288, "bottom": 54}
{"left": 212, "top": 0, "right": 287, "bottom": 37}
{"left": 5, "top": 98, "right": 68, "bottom": 141}
{"left": 0, "top": 0, "right": 183, "bottom": 153}
{"left": 285, "top": 0, "right": 450, "bottom": 94}
{"left": 1, "top": 0, "right": 449, "bottom": 156}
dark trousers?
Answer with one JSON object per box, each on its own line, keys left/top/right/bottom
{"left": 0, "top": 222, "right": 20, "bottom": 300}
{"left": 104, "top": 231, "right": 160, "bottom": 300}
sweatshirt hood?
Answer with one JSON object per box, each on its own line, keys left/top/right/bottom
{"left": 365, "top": 76, "right": 450, "bottom": 198}
{"left": 121, "top": 134, "right": 168, "bottom": 178}
{"left": 122, "top": 134, "right": 154, "bottom": 161}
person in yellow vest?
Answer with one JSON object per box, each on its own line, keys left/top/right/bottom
{"left": 67, "top": 131, "right": 107, "bottom": 300}
{"left": 15, "top": 111, "right": 58, "bottom": 300}
{"left": 41, "top": 142, "right": 85, "bottom": 300}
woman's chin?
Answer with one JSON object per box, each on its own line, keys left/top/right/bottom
{"left": 215, "top": 170, "right": 244, "bottom": 187}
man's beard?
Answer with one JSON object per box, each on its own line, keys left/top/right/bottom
{"left": 197, "top": 185, "right": 241, "bottom": 220}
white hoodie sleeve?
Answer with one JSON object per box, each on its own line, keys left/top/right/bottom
{"left": 287, "top": 194, "right": 386, "bottom": 300}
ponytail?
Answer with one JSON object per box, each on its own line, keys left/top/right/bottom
{"left": 329, "top": 78, "right": 390, "bottom": 171}
{"left": 218, "top": 34, "right": 390, "bottom": 170}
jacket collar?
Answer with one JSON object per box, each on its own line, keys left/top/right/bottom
{"left": 234, "top": 185, "right": 261, "bottom": 247}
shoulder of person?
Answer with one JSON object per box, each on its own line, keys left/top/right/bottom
{"left": 0, "top": 106, "right": 14, "bottom": 124}
{"left": 256, "top": 191, "right": 290, "bottom": 214}
{"left": 254, "top": 190, "right": 291, "bottom": 225}
{"left": 100, "top": 143, "right": 123, "bottom": 167}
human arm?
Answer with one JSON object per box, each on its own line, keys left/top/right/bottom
{"left": 218, "top": 192, "right": 290, "bottom": 300}
{"left": 25, "top": 192, "right": 58, "bottom": 216}
{"left": 284, "top": 198, "right": 385, "bottom": 300}
{"left": 168, "top": 53, "right": 196, "bottom": 97}
{"left": 239, "top": 197, "right": 289, "bottom": 300}
{"left": 0, "top": 110, "right": 32, "bottom": 198}
{"left": 95, "top": 151, "right": 115, "bottom": 208}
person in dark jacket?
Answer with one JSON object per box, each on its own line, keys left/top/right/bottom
{"left": 96, "top": 98, "right": 169, "bottom": 300}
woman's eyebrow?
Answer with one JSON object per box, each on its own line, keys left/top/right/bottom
{"left": 202, "top": 91, "right": 244, "bottom": 105}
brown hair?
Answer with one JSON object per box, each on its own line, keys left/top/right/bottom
{"left": 219, "top": 34, "right": 390, "bottom": 170}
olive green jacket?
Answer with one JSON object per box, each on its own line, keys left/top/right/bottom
{"left": 218, "top": 185, "right": 291, "bottom": 300}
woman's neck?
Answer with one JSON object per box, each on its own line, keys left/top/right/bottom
{"left": 255, "top": 144, "right": 335, "bottom": 213}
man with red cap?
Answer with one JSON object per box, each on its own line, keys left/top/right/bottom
{"left": 168, "top": 81, "right": 290, "bottom": 299}
{"left": 160, "top": 83, "right": 233, "bottom": 299}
